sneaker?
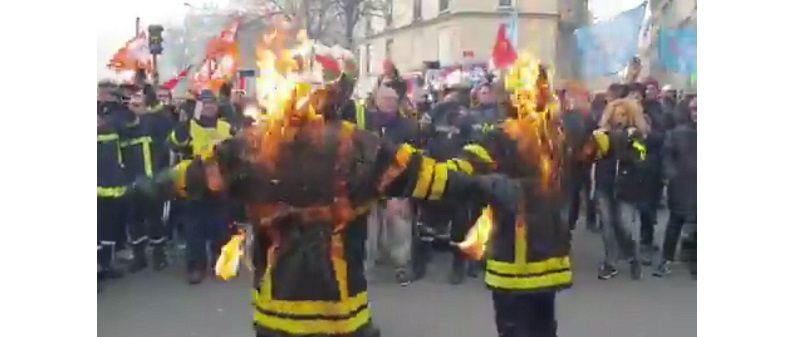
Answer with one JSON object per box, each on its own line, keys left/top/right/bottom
{"left": 640, "top": 244, "right": 659, "bottom": 266}
{"left": 653, "top": 261, "right": 672, "bottom": 278}
{"left": 395, "top": 269, "right": 411, "bottom": 287}
{"left": 630, "top": 260, "right": 642, "bottom": 280}
{"left": 597, "top": 263, "right": 619, "bottom": 280}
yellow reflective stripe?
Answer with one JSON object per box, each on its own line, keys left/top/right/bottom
{"left": 97, "top": 134, "right": 119, "bottom": 142}
{"left": 429, "top": 163, "right": 448, "bottom": 200}
{"left": 173, "top": 160, "right": 192, "bottom": 198}
{"left": 412, "top": 157, "right": 435, "bottom": 199}
{"left": 251, "top": 289, "right": 259, "bottom": 305}
{"left": 355, "top": 103, "right": 366, "bottom": 130}
{"left": 485, "top": 270, "right": 573, "bottom": 290}
{"left": 142, "top": 140, "right": 153, "bottom": 177}
{"left": 632, "top": 140, "right": 647, "bottom": 160}
{"left": 332, "top": 234, "right": 349, "bottom": 300}
{"left": 446, "top": 160, "right": 458, "bottom": 172}
{"left": 97, "top": 186, "right": 126, "bottom": 197}
{"left": 463, "top": 144, "right": 494, "bottom": 163}
{"left": 121, "top": 136, "right": 154, "bottom": 177}
{"left": 99, "top": 133, "right": 123, "bottom": 164}
{"left": 254, "top": 301, "right": 371, "bottom": 335}
{"left": 170, "top": 131, "right": 189, "bottom": 147}
{"left": 256, "top": 290, "right": 369, "bottom": 319}
{"left": 453, "top": 158, "right": 474, "bottom": 175}
{"left": 120, "top": 136, "right": 152, "bottom": 147}
{"left": 487, "top": 256, "right": 572, "bottom": 276}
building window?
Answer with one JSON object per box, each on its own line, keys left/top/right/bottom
{"left": 365, "top": 44, "right": 373, "bottom": 74}
{"left": 439, "top": 0, "right": 450, "bottom": 13}
{"left": 413, "top": 0, "right": 422, "bottom": 21}
{"left": 365, "top": 17, "right": 373, "bottom": 36}
{"left": 386, "top": 0, "right": 393, "bottom": 27}
{"left": 498, "top": 0, "right": 512, "bottom": 7}
{"left": 386, "top": 39, "right": 394, "bottom": 60}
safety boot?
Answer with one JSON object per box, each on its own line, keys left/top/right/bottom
{"left": 127, "top": 244, "right": 147, "bottom": 273}
{"left": 152, "top": 244, "right": 169, "bottom": 271}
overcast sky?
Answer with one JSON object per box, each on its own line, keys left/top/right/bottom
{"left": 96, "top": 0, "right": 646, "bottom": 80}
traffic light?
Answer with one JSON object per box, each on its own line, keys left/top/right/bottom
{"left": 148, "top": 24, "right": 164, "bottom": 55}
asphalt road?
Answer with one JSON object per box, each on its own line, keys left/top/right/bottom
{"left": 98, "top": 214, "right": 696, "bottom": 337}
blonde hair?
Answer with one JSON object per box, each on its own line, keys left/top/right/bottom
{"left": 598, "top": 98, "right": 650, "bottom": 135}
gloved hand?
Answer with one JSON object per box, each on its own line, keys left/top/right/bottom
{"left": 472, "top": 174, "right": 521, "bottom": 213}
{"left": 129, "top": 169, "right": 177, "bottom": 199}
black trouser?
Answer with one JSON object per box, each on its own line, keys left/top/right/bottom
{"left": 450, "top": 204, "right": 471, "bottom": 243}
{"left": 184, "top": 199, "right": 230, "bottom": 270}
{"left": 493, "top": 291, "right": 558, "bottom": 337}
{"left": 127, "top": 195, "right": 168, "bottom": 249}
{"left": 661, "top": 212, "right": 690, "bottom": 262}
{"left": 566, "top": 167, "right": 596, "bottom": 230}
{"left": 638, "top": 168, "right": 664, "bottom": 246}
{"left": 98, "top": 196, "right": 126, "bottom": 269}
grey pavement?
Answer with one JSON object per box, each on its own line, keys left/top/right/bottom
{"left": 98, "top": 212, "right": 696, "bottom": 337}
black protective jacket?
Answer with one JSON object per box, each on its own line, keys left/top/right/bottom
{"left": 456, "top": 117, "right": 573, "bottom": 294}
{"left": 162, "top": 119, "right": 503, "bottom": 337}
{"left": 663, "top": 123, "right": 697, "bottom": 218}
{"left": 424, "top": 101, "right": 472, "bottom": 160}
{"left": 593, "top": 128, "right": 648, "bottom": 204}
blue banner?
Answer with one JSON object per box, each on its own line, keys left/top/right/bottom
{"left": 507, "top": 7, "right": 519, "bottom": 49}
{"left": 658, "top": 29, "right": 697, "bottom": 74}
{"left": 575, "top": 2, "right": 647, "bottom": 78}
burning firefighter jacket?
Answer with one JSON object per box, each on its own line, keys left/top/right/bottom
{"left": 453, "top": 115, "right": 574, "bottom": 293}
{"left": 132, "top": 118, "right": 518, "bottom": 337}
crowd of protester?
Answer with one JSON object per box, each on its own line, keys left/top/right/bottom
{"left": 97, "top": 67, "right": 696, "bottom": 293}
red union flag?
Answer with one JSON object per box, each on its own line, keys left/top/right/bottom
{"left": 191, "top": 18, "right": 241, "bottom": 93}
{"left": 162, "top": 65, "right": 193, "bottom": 91}
{"left": 107, "top": 32, "right": 152, "bottom": 73}
{"left": 491, "top": 23, "right": 517, "bottom": 70}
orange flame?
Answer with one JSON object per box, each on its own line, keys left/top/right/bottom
{"left": 503, "top": 53, "right": 563, "bottom": 193}
{"left": 458, "top": 207, "right": 495, "bottom": 261}
{"left": 248, "top": 16, "right": 328, "bottom": 173}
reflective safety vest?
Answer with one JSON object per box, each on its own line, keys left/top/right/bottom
{"left": 460, "top": 124, "right": 573, "bottom": 293}
{"left": 189, "top": 119, "right": 232, "bottom": 159}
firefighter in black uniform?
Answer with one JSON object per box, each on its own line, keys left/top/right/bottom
{"left": 97, "top": 82, "right": 127, "bottom": 291}
{"left": 420, "top": 82, "right": 476, "bottom": 284}
{"left": 452, "top": 61, "right": 572, "bottom": 337}
{"left": 169, "top": 89, "right": 236, "bottom": 284}
{"left": 129, "top": 69, "right": 520, "bottom": 336}
{"left": 119, "top": 87, "right": 172, "bottom": 272}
